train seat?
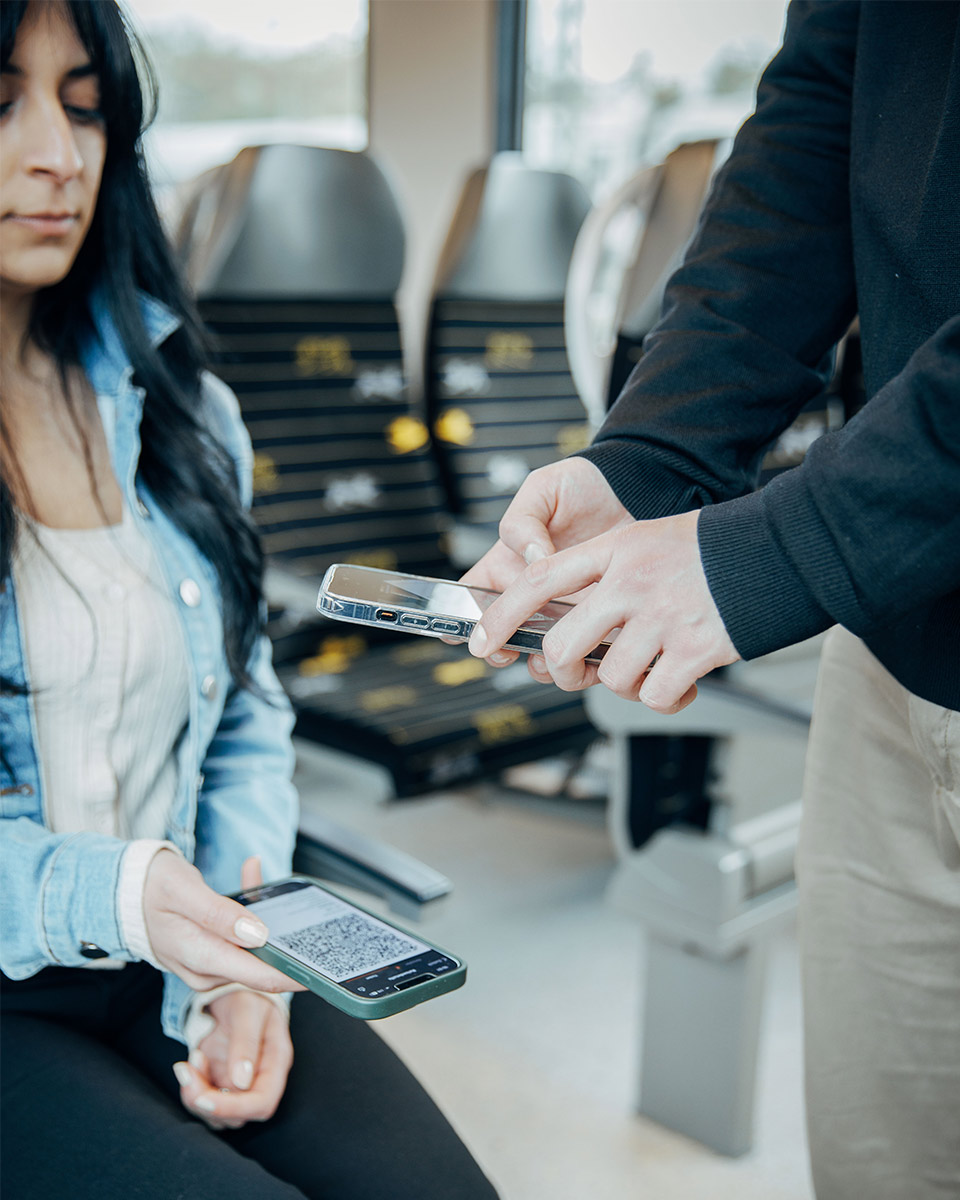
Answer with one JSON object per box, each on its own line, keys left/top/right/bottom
{"left": 174, "top": 144, "right": 598, "bottom": 797}
{"left": 425, "top": 153, "right": 592, "bottom": 545}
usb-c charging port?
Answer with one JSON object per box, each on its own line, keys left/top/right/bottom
{"left": 376, "top": 609, "right": 398, "bottom": 622}
{"left": 395, "top": 974, "right": 434, "bottom": 991}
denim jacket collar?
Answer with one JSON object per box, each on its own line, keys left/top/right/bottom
{"left": 82, "top": 288, "right": 181, "bottom": 399}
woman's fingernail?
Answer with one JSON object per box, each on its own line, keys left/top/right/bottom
{"left": 232, "top": 1059, "right": 254, "bottom": 1091}
{"left": 194, "top": 1094, "right": 217, "bottom": 1113}
{"left": 234, "top": 916, "right": 268, "bottom": 947}
{"left": 173, "top": 1062, "right": 193, "bottom": 1089}
{"left": 188, "top": 1049, "right": 206, "bottom": 1072}
{"left": 490, "top": 651, "right": 512, "bottom": 666}
{"left": 469, "top": 625, "right": 488, "bottom": 657}
{"left": 523, "top": 543, "right": 546, "bottom": 565}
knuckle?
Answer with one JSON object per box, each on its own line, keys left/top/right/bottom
{"left": 523, "top": 555, "right": 552, "bottom": 590}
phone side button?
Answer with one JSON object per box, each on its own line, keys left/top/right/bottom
{"left": 430, "top": 620, "right": 462, "bottom": 635}
{"left": 394, "top": 974, "right": 436, "bottom": 991}
{"left": 399, "top": 615, "right": 431, "bottom": 629}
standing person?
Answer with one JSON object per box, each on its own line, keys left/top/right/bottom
{"left": 0, "top": 3, "right": 497, "bottom": 1197}
{"left": 465, "top": 2, "right": 959, "bottom": 1197}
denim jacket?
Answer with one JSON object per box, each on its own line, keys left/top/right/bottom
{"left": 0, "top": 292, "right": 298, "bottom": 1042}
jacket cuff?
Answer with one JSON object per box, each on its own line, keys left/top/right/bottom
{"left": 698, "top": 489, "right": 834, "bottom": 659}
{"left": 117, "top": 840, "right": 183, "bottom": 967}
{"left": 40, "top": 834, "right": 131, "bottom": 966}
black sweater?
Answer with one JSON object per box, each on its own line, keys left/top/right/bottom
{"left": 580, "top": 0, "right": 960, "bottom": 710}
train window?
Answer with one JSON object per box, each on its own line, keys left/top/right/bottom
{"left": 125, "top": 0, "right": 368, "bottom": 190}
{"left": 521, "top": 0, "right": 788, "bottom": 197}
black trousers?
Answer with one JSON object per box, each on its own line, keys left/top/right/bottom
{"left": 0, "top": 963, "right": 497, "bottom": 1199}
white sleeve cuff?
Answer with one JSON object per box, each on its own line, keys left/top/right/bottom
{"left": 183, "top": 984, "right": 291, "bottom": 1056}
{"left": 117, "top": 839, "right": 183, "bottom": 967}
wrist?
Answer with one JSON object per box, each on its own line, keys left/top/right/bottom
{"left": 119, "top": 840, "right": 184, "bottom": 967}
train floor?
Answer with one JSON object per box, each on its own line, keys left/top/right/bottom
{"left": 293, "top": 658, "right": 816, "bottom": 1200}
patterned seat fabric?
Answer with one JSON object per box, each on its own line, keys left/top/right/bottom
{"left": 201, "top": 294, "right": 598, "bottom": 798}
{"left": 276, "top": 634, "right": 595, "bottom": 798}
{"left": 427, "top": 298, "right": 590, "bottom": 532}
{"left": 201, "top": 298, "right": 449, "bottom": 580}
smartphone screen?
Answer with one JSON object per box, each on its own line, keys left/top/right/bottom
{"left": 237, "top": 880, "right": 461, "bottom": 999}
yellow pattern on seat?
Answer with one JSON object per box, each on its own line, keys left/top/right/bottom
{"left": 294, "top": 335, "right": 355, "bottom": 377}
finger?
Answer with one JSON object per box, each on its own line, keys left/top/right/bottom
{"left": 226, "top": 994, "right": 271, "bottom": 1092}
{"left": 241, "top": 856, "right": 262, "bottom": 891}
{"left": 538, "top": 587, "right": 624, "bottom": 692}
{"left": 527, "top": 654, "right": 553, "bottom": 684}
{"left": 173, "top": 1060, "right": 229, "bottom": 1126}
{"left": 638, "top": 654, "right": 701, "bottom": 714}
{"left": 172, "top": 925, "right": 307, "bottom": 994}
{"left": 593, "top": 628, "right": 664, "bottom": 701}
{"left": 468, "top": 540, "right": 612, "bottom": 661}
{"left": 192, "top": 1022, "right": 292, "bottom": 1125}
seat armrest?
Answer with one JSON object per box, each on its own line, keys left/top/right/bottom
{"left": 293, "top": 810, "right": 452, "bottom": 921}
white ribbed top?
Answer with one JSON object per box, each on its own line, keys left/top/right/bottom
{"left": 13, "top": 506, "right": 190, "bottom": 963}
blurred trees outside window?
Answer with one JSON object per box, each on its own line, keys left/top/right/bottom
{"left": 523, "top": 0, "right": 788, "bottom": 198}
{"left": 124, "top": 0, "right": 367, "bottom": 190}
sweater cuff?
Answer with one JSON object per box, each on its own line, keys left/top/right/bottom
{"left": 183, "top": 984, "right": 291, "bottom": 1056}
{"left": 118, "top": 839, "right": 183, "bottom": 967}
{"left": 576, "top": 441, "right": 703, "bottom": 520}
{"left": 698, "top": 489, "right": 834, "bottom": 660}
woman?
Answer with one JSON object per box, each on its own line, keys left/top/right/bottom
{"left": 0, "top": 3, "right": 496, "bottom": 1196}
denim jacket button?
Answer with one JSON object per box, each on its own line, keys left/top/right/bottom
{"left": 200, "top": 674, "right": 218, "bottom": 701}
{"left": 79, "top": 942, "right": 110, "bottom": 960}
{"left": 179, "top": 578, "right": 201, "bottom": 608}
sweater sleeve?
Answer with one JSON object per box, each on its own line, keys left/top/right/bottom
{"left": 699, "top": 312, "right": 960, "bottom": 658}
{"left": 579, "top": 0, "right": 861, "bottom": 515}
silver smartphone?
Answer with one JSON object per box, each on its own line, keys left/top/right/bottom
{"left": 317, "top": 563, "right": 611, "bottom": 663}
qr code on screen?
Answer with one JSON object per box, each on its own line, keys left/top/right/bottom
{"left": 276, "top": 915, "right": 420, "bottom": 980}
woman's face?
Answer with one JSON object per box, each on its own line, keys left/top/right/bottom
{"left": 0, "top": 2, "right": 107, "bottom": 301}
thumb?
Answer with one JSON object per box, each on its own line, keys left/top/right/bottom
{"left": 227, "top": 992, "right": 270, "bottom": 1092}
{"left": 241, "top": 856, "right": 263, "bottom": 891}
{"left": 498, "top": 476, "right": 558, "bottom": 565}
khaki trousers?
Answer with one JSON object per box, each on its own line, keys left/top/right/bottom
{"left": 797, "top": 626, "right": 960, "bottom": 1199}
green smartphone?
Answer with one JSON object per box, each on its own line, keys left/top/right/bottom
{"left": 232, "top": 875, "right": 466, "bottom": 1020}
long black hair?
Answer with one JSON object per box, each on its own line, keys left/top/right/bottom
{"left": 0, "top": 0, "right": 263, "bottom": 690}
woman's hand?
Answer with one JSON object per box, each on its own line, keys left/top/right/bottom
{"left": 143, "top": 850, "right": 306, "bottom": 994}
{"left": 174, "top": 990, "right": 293, "bottom": 1130}
{"left": 171, "top": 858, "right": 295, "bottom": 1130}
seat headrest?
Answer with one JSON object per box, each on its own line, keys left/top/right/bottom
{"left": 177, "top": 144, "right": 405, "bottom": 300}
{"left": 436, "top": 153, "right": 591, "bottom": 302}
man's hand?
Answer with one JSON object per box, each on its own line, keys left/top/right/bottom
{"left": 460, "top": 458, "right": 633, "bottom": 672}
{"left": 143, "top": 851, "right": 306, "bottom": 995}
{"left": 467, "top": 509, "right": 740, "bottom": 713}
{"left": 172, "top": 858, "right": 295, "bottom": 1130}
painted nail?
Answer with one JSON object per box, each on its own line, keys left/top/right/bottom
{"left": 232, "top": 1059, "right": 254, "bottom": 1091}
{"left": 523, "top": 543, "right": 546, "bottom": 565}
{"left": 173, "top": 1062, "right": 193, "bottom": 1089}
{"left": 490, "top": 651, "right": 512, "bottom": 666}
{"left": 468, "top": 625, "right": 488, "bottom": 657}
{"left": 194, "top": 1094, "right": 217, "bottom": 1113}
{"left": 188, "top": 1049, "right": 206, "bottom": 1073}
{"left": 234, "top": 916, "right": 268, "bottom": 947}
